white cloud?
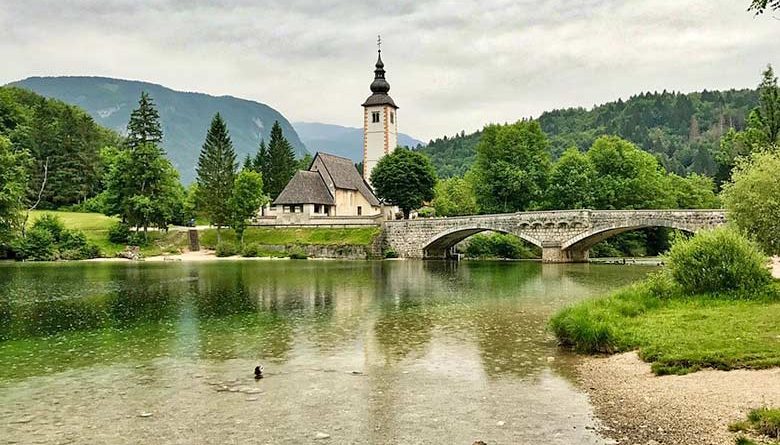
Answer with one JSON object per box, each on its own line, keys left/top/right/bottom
{"left": 1, "top": 0, "right": 778, "bottom": 140}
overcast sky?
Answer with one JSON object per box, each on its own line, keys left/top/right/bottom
{"left": 1, "top": 0, "right": 779, "bottom": 140}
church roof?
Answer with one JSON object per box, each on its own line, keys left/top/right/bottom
{"left": 273, "top": 170, "right": 335, "bottom": 205}
{"left": 315, "top": 153, "right": 381, "bottom": 206}
{"left": 362, "top": 50, "right": 398, "bottom": 109}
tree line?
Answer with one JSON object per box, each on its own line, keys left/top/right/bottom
{"left": 0, "top": 89, "right": 301, "bottom": 258}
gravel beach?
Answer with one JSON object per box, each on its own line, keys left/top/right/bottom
{"left": 576, "top": 352, "right": 780, "bottom": 445}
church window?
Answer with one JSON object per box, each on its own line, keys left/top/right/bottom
{"left": 357, "top": 206, "right": 362, "bottom": 216}
{"left": 372, "top": 111, "right": 380, "bottom": 123}
{"left": 390, "top": 112, "right": 394, "bottom": 124}
{"left": 314, "top": 204, "right": 322, "bottom": 214}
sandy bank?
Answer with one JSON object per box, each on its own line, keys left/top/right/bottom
{"left": 577, "top": 352, "right": 780, "bottom": 445}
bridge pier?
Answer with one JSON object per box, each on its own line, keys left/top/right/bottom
{"left": 541, "top": 244, "right": 589, "bottom": 263}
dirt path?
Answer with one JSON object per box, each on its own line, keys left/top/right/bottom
{"left": 773, "top": 256, "right": 780, "bottom": 279}
{"left": 576, "top": 352, "right": 780, "bottom": 445}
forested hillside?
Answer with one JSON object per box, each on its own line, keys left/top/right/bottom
{"left": 0, "top": 86, "right": 121, "bottom": 208}
{"left": 10, "top": 77, "right": 308, "bottom": 183}
{"left": 420, "top": 89, "right": 759, "bottom": 178}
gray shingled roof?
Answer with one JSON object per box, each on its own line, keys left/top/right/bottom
{"left": 273, "top": 170, "right": 335, "bottom": 205}
{"left": 362, "top": 93, "right": 398, "bottom": 108}
{"left": 316, "top": 153, "right": 381, "bottom": 206}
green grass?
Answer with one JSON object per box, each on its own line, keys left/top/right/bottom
{"left": 27, "top": 210, "right": 188, "bottom": 258}
{"left": 199, "top": 227, "right": 380, "bottom": 249}
{"left": 29, "top": 210, "right": 117, "bottom": 231}
{"left": 551, "top": 280, "right": 780, "bottom": 375}
{"left": 731, "top": 408, "right": 780, "bottom": 443}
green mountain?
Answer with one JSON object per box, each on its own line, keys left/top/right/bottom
{"left": 420, "top": 88, "right": 759, "bottom": 178}
{"left": 9, "top": 76, "right": 308, "bottom": 184}
{"left": 293, "top": 121, "right": 424, "bottom": 163}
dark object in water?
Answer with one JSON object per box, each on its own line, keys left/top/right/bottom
{"left": 254, "top": 365, "right": 264, "bottom": 379}
{"left": 473, "top": 442, "right": 487, "bottom": 445}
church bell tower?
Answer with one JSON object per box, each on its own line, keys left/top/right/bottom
{"left": 362, "top": 36, "right": 398, "bottom": 184}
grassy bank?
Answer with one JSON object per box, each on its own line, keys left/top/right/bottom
{"left": 25, "top": 211, "right": 381, "bottom": 259}
{"left": 199, "top": 227, "right": 380, "bottom": 249}
{"left": 551, "top": 278, "right": 780, "bottom": 375}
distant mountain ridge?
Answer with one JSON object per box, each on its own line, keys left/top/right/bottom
{"left": 293, "top": 122, "right": 424, "bottom": 163}
{"left": 9, "top": 76, "right": 308, "bottom": 183}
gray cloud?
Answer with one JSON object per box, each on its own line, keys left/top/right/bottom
{"left": 1, "top": 0, "right": 778, "bottom": 140}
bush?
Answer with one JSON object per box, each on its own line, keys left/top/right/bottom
{"left": 17, "top": 227, "right": 56, "bottom": 261}
{"left": 108, "top": 222, "right": 131, "bottom": 244}
{"left": 31, "top": 214, "right": 65, "bottom": 242}
{"left": 463, "top": 233, "right": 537, "bottom": 259}
{"left": 215, "top": 241, "right": 238, "bottom": 257}
{"left": 127, "top": 231, "right": 148, "bottom": 247}
{"left": 383, "top": 248, "right": 399, "bottom": 259}
{"left": 747, "top": 408, "right": 780, "bottom": 438}
{"left": 288, "top": 246, "right": 308, "bottom": 259}
{"left": 241, "top": 243, "right": 260, "bottom": 257}
{"left": 665, "top": 228, "right": 771, "bottom": 295}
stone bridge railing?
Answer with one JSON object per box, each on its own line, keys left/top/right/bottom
{"left": 383, "top": 209, "right": 726, "bottom": 262}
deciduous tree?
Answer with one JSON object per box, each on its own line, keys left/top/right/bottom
{"left": 229, "top": 169, "right": 267, "bottom": 244}
{"left": 470, "top": 120, "right": 551, "bottom": 213}
{"left": 370, "top": 147, "right": 437, "bottom": 219}
{"left": 721, "top": 150, "right": 780, "bottom": 255}
{"left": 0, "top": 136, "right": 29, "bottom": 244}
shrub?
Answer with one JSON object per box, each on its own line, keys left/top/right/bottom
{"left": 215, "top": 241, "right": 238, "bottom": 257}
{"left": 241, "top": 243, "right": 260, "bottom": 257}
{"left": 127, "top": 231, "right": 148, "bottom": 247}
{"left": 747, "top": 408, "right": 780, "bottom": 438}
{"left": 59, "top": 230, "right": 87, "bottom": 251}
{"left": 17, "top": 227, "right": 57, "bottom": 261}
{"left": 665, "top": 228, "right": 771, "bottom": 295}
{"left": 31, "top": 214, "right": 65, "bottom": 242}
{"left": 108, "top": 222, "right": 131, "bottom": 244}
{"left": 288, "top": 246, "right": 308, "bottom": 259}
{"left": 463, "top": 233, "right": 537, "bottom": 259}
{"left": 383, "top": 248, "right": 399, "bottom": 259}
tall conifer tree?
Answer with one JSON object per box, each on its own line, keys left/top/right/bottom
{"left": 265, "top": 121, "right": 296, "bottom": 199}
{"left": 196, "top": 113, "right": 237, "bottom": 239}
{"left": 126, "top": 92, "right": 163, "bottom": 150}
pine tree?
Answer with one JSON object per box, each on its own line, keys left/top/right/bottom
{"left": 126, "top": 92, "right": 163, "bottom": 150}
{"left": 265, "top": 121, "right": 296, "bottom": 199}
{"left": 252, "top": 139, "right": 270, "bottom": 178}
{"left": 195, "top": 113, "right": 237, "bottom": 239}
{"left": 756, "top": 64, "right": 780, "bottom": 145}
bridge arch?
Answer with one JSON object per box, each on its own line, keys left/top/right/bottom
{"left": 422, "top": 226, "right": 543, "bottom": 259}
{"left": 561, "top": 220, "right": 699, "bottom": 253}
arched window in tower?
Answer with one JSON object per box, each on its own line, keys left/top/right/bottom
{"left": 372, "top": 111, "right": 380, "bottom": 123}
{"left": 390, "top": 111, "right": 394, "bottom": 124}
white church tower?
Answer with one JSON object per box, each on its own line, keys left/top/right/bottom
{"left": 362, "top": 37, "right": 398, "bottom": 184}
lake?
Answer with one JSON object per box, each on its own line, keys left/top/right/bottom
{"left": 0, "top": 260, "right": 653, "bottom": 444}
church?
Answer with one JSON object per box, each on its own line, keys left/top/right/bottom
{"left": 266, "top": 44, "right": 399, "bottom": 222}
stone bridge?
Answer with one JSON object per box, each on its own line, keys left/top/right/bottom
{"left": 383, "top": 209, "right": 726, "bottom": 262}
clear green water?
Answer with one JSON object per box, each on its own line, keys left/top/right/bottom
{"left": 0, "top": 260, "right": 652, "bottom": 444}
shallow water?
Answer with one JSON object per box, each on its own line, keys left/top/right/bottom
{"left": 0, "top": 260, "right": 653, "bottom": 444}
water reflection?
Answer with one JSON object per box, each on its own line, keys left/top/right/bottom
{"left": 0, "top": 260, "right": 653, "bottom": 443}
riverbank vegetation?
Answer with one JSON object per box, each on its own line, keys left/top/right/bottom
{"left": 551, "top": 228, "right": 780, "bottom": 375}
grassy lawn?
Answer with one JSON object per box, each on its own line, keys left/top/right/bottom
{"left": 551, "top": 281, "right": 780, "bottom": 375}
{"left": 200, "top": 226, "right": 380, "bottom": 248}
{"left": 27, "top": 210, "right": 188, "bottom": 257}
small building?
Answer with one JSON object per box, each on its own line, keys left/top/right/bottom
{"left": 267, "top": 152, "right": 384, "bottom": 222}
